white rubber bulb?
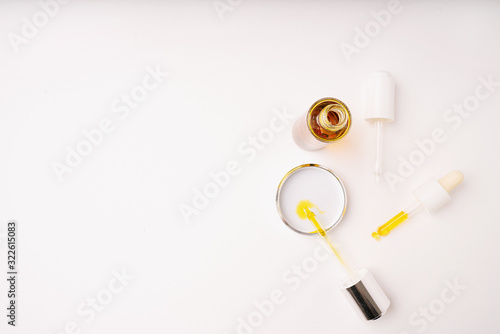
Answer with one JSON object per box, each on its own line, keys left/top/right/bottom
{"left": 438, "top": 171, "right": 464, "bottom": 193}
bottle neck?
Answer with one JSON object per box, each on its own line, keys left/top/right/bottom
{"left": 317, "top": 104, "right": 348, "bottom": 132}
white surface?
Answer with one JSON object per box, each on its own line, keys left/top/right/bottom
{"left": 1, "top": 1, "right": 500, "bottom": 333}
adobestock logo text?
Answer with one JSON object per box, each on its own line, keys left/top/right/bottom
{"left": 52, "top": 65, "right": 168, "bottom": 182}
{"left": 384, "top": 74, "right": 498, "bottom": 190}
{"left": 179, "top": 108, "right": 295, "bottom": 224}
{"left": 340, "top": 0, "right": 403, "bottom": 63}
{"left": 7, "top": 0, "right": 71, "bottom": 53}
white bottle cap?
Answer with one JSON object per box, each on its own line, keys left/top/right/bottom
{"left": 365, "top": 71, "right": 395, "bottom": 121}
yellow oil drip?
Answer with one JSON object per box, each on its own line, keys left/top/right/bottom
{"left": 296, "top": 199, "right": 324, "bottom": 219}
{"left": 296, "top": 200, "right": 356, "bottom": 281}
{"left": 372, "top": 211, "right": 409, "bottom": 241}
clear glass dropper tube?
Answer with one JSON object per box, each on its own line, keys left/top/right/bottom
{"left": 374, "top": 120, "right": 383, "bottom": 182}
{"left": 304, "top": 207, "right": 358, "bottom": 283}
{"left": 372, "top": 202, "right": 423, "bottom": 240}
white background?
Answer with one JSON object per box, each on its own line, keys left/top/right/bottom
{"left": 1, "top": 1, "right": 500, "bottom": 333}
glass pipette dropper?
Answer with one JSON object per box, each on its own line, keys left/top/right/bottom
{"left": 299, "top": 203, "right": 358, "bottom": 283}
{"left": 372, "top": 171, "right": 464, "bottom": 240}
{"left": 374, "top": 120, "right": 384, "bottom": 182}
{"left": 365, "top": 71, "right": 395, "bottom": 182}
{"left": 278, "top": 166, "right": 390, "bottom": 320}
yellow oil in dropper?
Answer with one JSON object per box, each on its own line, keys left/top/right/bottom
{"left": 296, "top": 200, "right": 357, "bottom": 282}
{"left": 371, "top": 211, "right": 408, "bottom": 240}
{"left": 371, "top": 171, "right": 464, "bottom": 241}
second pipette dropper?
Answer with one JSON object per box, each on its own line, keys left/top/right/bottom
{"left": 372, "top": 171, "right": 464, "bottom": 240}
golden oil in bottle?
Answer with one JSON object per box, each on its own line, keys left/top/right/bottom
{"left": 292, "top": 98, "right": 352, "bottom": 151}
